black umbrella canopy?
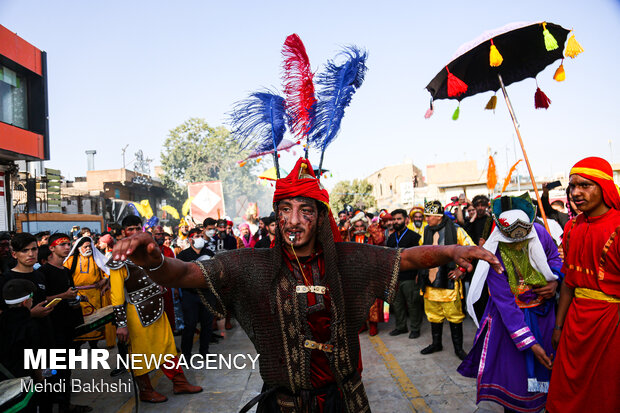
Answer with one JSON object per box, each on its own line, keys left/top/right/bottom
{"left": 426, "top": 21, "right": 570, "bottom": 101}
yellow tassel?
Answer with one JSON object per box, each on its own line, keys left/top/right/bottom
{"left": 256, "top": 158, "right": 262, "bottom": 163}
{"left": 489, "top": 40, "right": 503, "bottom": 67}
{"left": 542, "top": 22, "right": 558, "bottom": 51}
{"left": 239, "top": 161, "right": 246, "bottom": 167}
{"left": 485, "top": 95, "right": 497, "bottom": 110}
{"left": 565, "top": 33, "right": 584, "bottom": 58}
{"left": 553, "top": 63, "right": 565, "bottom": 82}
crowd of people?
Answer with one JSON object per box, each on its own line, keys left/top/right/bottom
{"left": 0, "top": 213, "right": 280, "bottom": 411}
{"left": 0, "top": 156, "right": 618, "bottom": 413}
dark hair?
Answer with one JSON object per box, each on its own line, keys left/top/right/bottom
{"left": 34, "top": 231, "right": 50, "bottom": 242}
{"left": 11, "top": 233, "right": 37, "bottom": 252}
{"left": 203, "top": 217, "right": 217, "bottom": 227}
{"left": 551, "top": 200, "right": 565, "bottom": 208}
{"left": 48, "top": 233, "right": 70, "bottom": 246}
{"left": 365, "top": 212, "right": 374, "bottom": 220}
{"left": 216, "top": 219, "right": 227, "bottom": 227}
{"left": 391, "top": 209, "right": 408, "bottom": 219}
{"left": 0, "top": 231, "right": 11, "bottom": 241}
{"left": 472, "top": 195, "right": 490, "bottom": 207}
{"left": 38, "top": 246, "right": 52, "bottom": 263}
{"left": 121, "top": 215, "right": 143, "bottom": 228}
{"left": 80, "top": 227, "right": 91, "bottom": 235}
{"left": 188, "top": 228, "right": 202, "bottom": 238}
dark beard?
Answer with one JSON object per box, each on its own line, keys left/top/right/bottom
{"left": 393, "top": 222, "right": 405, "bottom": 232}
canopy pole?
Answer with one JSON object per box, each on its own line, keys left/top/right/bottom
{"left": 497, "top": 73, "right": 550, "bottom": 232}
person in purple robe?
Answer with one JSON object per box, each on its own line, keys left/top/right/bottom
{"left": 458, "top": 194, "right": 563, "bottom": 413}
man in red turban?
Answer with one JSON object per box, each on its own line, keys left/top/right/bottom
{"left": 110, "top": 157, "right": 502, "bottom": 412}
{"left": 547, "top": 157, "right": 620, "bottom": 413}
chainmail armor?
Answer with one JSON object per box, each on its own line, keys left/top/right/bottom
{"left": 195, "top": 216, "right": 400, "bottom": 412}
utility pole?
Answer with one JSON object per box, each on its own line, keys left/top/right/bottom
{"left": 121, "top": 145, "right": 129, "bottom": 169}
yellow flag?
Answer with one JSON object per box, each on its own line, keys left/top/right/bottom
{"left": 182, "top": 197, "right": 194, "bottom": 217}
{"left": 140, "top": 200, "right": 154, "bottom": 219}
{"left": 162, "top": 205, "right": 180, "bottom": 220}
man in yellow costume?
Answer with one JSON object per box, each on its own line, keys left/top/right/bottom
{"left": 64, "top": 236, "right": 116, "bottom": 347}
{"left": 419, "top": 200, "right": 474, "bottom": 360}
{"left": 109, "top": 215, "right": 202, "bottom": 403}
{"left": 407, "top": 206, "right": 427, "bottom": 242}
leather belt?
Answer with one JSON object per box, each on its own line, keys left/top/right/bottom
{"left": 296, "top": 285, "right": 327, "bottom": 295}
{"left": 304, "top": 339, "right": 333, "bottom": 353}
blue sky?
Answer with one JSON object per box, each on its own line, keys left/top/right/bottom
{"left": 2, "top": 0, "right": 619, "bottom": 189}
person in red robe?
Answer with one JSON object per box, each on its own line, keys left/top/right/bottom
{"left": 547, "top": 156, "right": 620, "bottom": 413}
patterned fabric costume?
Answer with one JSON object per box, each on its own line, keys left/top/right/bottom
{"left": 108, "top": 261, "right": 177, "bottom": 376}
{"left": 420, "top": 212, "right": 474, "bottom": 323}
{"left": 459, "top": 194, "right": 562, "bottom": 412}
{"left": 546, "top": 157, "right": 620, "bottom": 413}
{"left": 195, "top": 158, "right": 401, "bottom": 412}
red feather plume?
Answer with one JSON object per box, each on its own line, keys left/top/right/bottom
{"left": 282, "top": 34, "right": 316, "bottom": 137}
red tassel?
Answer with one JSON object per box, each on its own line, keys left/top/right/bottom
{"left": 446, "top": 66, "right": 468, "bottom": 97}
{"left": 534, "top": 87, "right": 551, "bottom": 109}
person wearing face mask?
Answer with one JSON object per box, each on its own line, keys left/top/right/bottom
{"left": 176, "top": 228, "right": 216, "bottom": 361}
{"left": 64, "top": 236, "right": 114, "bottom": 347}
{"left": 407, "top": 206, "right": 427, "bottom": 242}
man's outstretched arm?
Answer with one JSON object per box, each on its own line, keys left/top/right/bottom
{"left": 111, "top": 232, "right": 206, "bottom": 288}
{"left": 400, "top": 245, "right": 503, "bottom": 274}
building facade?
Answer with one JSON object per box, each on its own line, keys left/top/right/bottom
{"left": 0, "top": 25, "right": 50, "bottom": 231}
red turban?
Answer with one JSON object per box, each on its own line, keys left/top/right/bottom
{"left": 570, "top": 157, "right": 620, "bottom": 210}
{"left": 273, "top": 158, "right": 342, "bottom": 242}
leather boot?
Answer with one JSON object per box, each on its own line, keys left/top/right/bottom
{"left": 420, "top": 323, "right": 443, "bottom": 355}
{"left": 135, "top": 374, "right": 167, "bottom": 403}
{"left": 172, "top": 372, "right": 203, "bottom": 394}
{"left": 450, "top": 322, "right": 468, "bottom": 360}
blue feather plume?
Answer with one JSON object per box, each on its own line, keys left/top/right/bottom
{"left": 229, "top": 91, "right": 288, "bottom": 154}
{"left": 309, "top": 46, "right": 368, "bottom": 155}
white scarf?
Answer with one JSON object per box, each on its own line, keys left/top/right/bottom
{"left": 467, "top": 210, "right": 558, "bottom": 327}
{"left": 64, "top": 236, "right": 111, "bottom": 276}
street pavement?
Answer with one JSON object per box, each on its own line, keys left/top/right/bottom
{"left": 71, "top": 317, "right": 504, "bottom": 413}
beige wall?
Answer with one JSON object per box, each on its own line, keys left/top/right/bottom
{"left": 85, "top": 168, "right": 157, "bottom": 192}
{"left": 366, "top": 161, "right": 425, "bottom": 211}
{"left": 426, "top": 160, "right": 481, "bottom": 185}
